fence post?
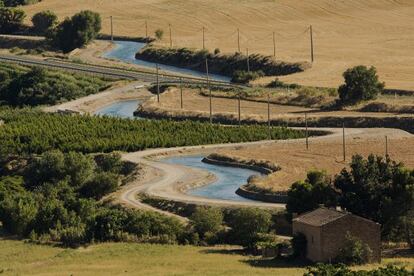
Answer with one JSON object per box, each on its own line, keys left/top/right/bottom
{"left": 238, "top": 92, "right": 241, "bottom": 126}
{"left": 305, "top": 112, "right": 309, "bottom": 150}
{"left": 268, "top": 92, "right": 271, "bottom": 139}
{"left": 156, "top": 64, "right": 160, "bottom": 103}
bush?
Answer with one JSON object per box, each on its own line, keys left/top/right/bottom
{"left": 267, "top": 78, "right": 301, "bottom": 89}
{"left": 0, "top": 7, "right": 25, "bottom": 34}
{"left": 155, "top": 29, "right": 164, "bottom": 40}
{"left": 337, "top": 232, "right": 373, "bottom": 265}
{"left": 291, "top": 232, "right": 307, "bottom": 258}
{"left": 231, "top": 70, "right": 264, "bottom": 84}
{"left": 338, "top": 66, "right": 384, "bottom": 105}
{"left": 190, "top": 206, "right": 223, "bottom": 239}
{"left": 79, "top": 172, "right": 119, "bottom": 200}
{"left": 304, "top": 264, "right": 412, "bottom": 276}
{"left": 52, "top": 10, "right": 101, "bottom": 52}
{"left": 31, "top": 10, "right": 58, "bottom": 34}
{"left": 227, "top": 208, "right": 272, "bottom": 248}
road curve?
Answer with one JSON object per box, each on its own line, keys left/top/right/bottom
{"left": 119, "top": 127, "right": 370, "bottom": 211}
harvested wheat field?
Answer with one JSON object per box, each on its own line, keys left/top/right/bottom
{"left": 24, "top": 0, "right": 414, "bottom": 90}
{"left": 218, "top": 128, "right": 414, "bottom": 193}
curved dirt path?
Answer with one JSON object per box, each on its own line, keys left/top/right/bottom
{"left": 119, "top": 127, "right": 393, "bottom": 212}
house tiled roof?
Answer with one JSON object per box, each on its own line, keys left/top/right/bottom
{"left": 292, "top": 207, "right": 349, "bottom": 227}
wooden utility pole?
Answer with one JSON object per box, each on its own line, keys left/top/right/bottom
{"left": 246, "top": 48, "right": 250, "bottom": 73}
{"left": 180, "top": 77, "right": 183, "bottom": 109}
{"left": 237, "top": 28, "right": 240, "bottom": 52}
{"left": 272, "top": 31, "right": 276, "bottom": 57}
{"left": 156, "top": 64, "right": 160, "bottom": 103}
{"left": 238, "top": 93, "right": 241, "bottom": 126}
{"left": 305, "top": 112, "right": 309, "bottom": 150}
{"left": 202, "top": 27, "right": 205, "bottom": 49}
{"left": 145, "top": 20, "right": 148, "bottom": 37}
{"left": 310, "top": 25, "right": 314, "bottom": 63}
{"left": 206, "top": 59, "right": 212, "bottom": 123}
{"left": 267, "top": 92, "right": 271, "bottom": 139}
{"left": 169, "top": 24, "right": 172, "bottom": 47}
{"left": 385, "top": 135, "right": 389, "bottom": 156}
{"left": 342, "top": 121, "right": 346, "bottom": 162}
{"left": 110, "top": 16, "right": 113, "bottom": 41}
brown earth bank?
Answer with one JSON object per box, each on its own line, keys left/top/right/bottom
{"left": 137, "top": 88, "right": 414, "bottom": 133}
{"left": 22, "top": 0, "right": 414, "bottom": 90}
{"left": 217, "top": 128, "right": 414, "bottom": 193}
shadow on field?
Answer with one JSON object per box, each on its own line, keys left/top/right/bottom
{"left": 243, "top": 257, "right": 311, "bottom": 269}
{"left": 200, "top": 248, "right": 247, "bottom": 255}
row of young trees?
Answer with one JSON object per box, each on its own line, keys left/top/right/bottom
{"left": 0, "top": 64, "right": 109, "bottom": 106}
{"left": 286, "top": 154, "right": 414, "bottom": 246}
{"left": 0, "top": 108, "right": 305, "bottom": 155}
{"left": 0, "top": 7, "right": 101, "bottom": 52}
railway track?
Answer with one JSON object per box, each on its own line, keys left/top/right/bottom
{"left": 0, "top": 54, "right": 243, "bottom": 89}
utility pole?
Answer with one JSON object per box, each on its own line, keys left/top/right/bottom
{"left": 145, "top": 20, "right": 148, "bottom": 38}
{"left": 110, "top": 16, "right": 113, "bottom": 41}
{"left": 385, "top": 135, "right": 389, "bottom": 157}
{"left": 206, "top": 59, "right": 212, "bottom": 123}
{"left": 156, "top": 64, "right": 160, "bottom": 103}
{"left": 310, "top": 25, "right": 314, "bottom": 63}
{"left": 237, "top": 28, "right": 240, "bottom": 52}
{"left": 342, "top": 121, "right": 346, "bottom": 162}
{"left": 180, "top": 77, "right": 183, "bottom": 109}
{"left": 267, "top": 92, "right": 271, "bottom": 139}
{"left": 238, "top": 93, "right": 241, "bottom": 126}
{"left": 202, "top": 26, "right": 205, "bottom": 49}
{"left": 272, "top": 31, "right": 276, "bottom": 57}
{"left": 305, "top": 112, "right": 309, "bottom": 150}
{"left": 246, "top": 48, "right": 250, "bottom": 73}
{"left": 169, "top": 24, "right": 172, "bottom": 47}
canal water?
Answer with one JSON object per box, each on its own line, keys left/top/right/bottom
{"left": 95, "top": 99, "right": 141, "bottom": 119}
{"left": 163, "top": 155, "right": 261, "bottom": 202}
{"left": 103, "top": 40, "right": 231, "bottom": 82}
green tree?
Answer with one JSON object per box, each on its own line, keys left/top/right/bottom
{"left": 338, "top": 65, "right": 384, "bottom": 105}
{"left": 286, "top": 170, "right": 337, "bottom": 217}
{"left": 31, "top": 10, "right": 58, "bottom": 34}
{"left": 0, "top": 7, "right": 25, "bottom": 34}
{"left": 228, "top": 208, "right": 272, "bottom": 248}
{"left": 79, "top": 172, "right": 119, "bottom": 200}
{"left": 63, "top": 151, "right": 95, "bottom": 188}
{"left": 52, "top": 10, "right": 101, "bottom": 52}
{"left": 190, "top": 206, "right": 223, "bottom": 239}
{"left": 334, "top": 154, "right": 414, "bottom": 237}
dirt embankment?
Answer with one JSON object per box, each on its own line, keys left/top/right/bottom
{"left": 137, "top": 88, "right": 414, "bottom": 133}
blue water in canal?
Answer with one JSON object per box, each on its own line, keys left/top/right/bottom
{"left": 95, "top": 99, "right": 141, "bottom": 119}
{"left": 103, "top": 40, "right": 231, "bottom": 82}
{"left": 163, "top": 155, "right": 261, "bottom": 202}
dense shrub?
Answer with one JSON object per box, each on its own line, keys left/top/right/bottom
{"left": 31, "top": 10, "right": 57, "bottom": 34}
{"left": 136, "top": 45, "right": 309, "bottom": 77}
{"left": 0, "top": 108, "right": 306, "bottom": 155}
{"left": 227, "top": 208, "right": 272, "bottom": 248}
{"left": 267, "top": 78, "right": 301, "bottom": 89}
{"left": 231, "top": 70, "right": 264, "bottom": 84}
{"left": 0, "top": 64, "right": 109, "bottom": 106}
{"left": 336, "top": 232, "right": 373, "bottom": 265}
{"left": 0, "top": 7, "right": 25, "bottom": 34}
{"left": 51, "top": 10, "right": 101, "bottom": 52}
{"left": 79, "top": 172, "right": 119, "bottom": 200}
{"left": 338, "top": 66, "right": 384, "bottom": 105}
{"left": 2, "top": 0, "right": 40, "bottom": 7}
{"left": 304, "top": 264, "right": 412, "bottom": 276}
{"left": 190, "top": 206, "right": 223, "bottom": 240}
{"left": 286, "top": 170, "right": 337, "bottom": 217}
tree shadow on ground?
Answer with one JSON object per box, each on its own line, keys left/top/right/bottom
{"left": 243, "top": 257, "right": 312, "bottom": 269}
{"left": 200, "top": 247, "right": 247, "bottom": 255}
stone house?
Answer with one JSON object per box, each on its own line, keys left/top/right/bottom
{"left": 292, "top": 207, "right": 381, "bottom": 263}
